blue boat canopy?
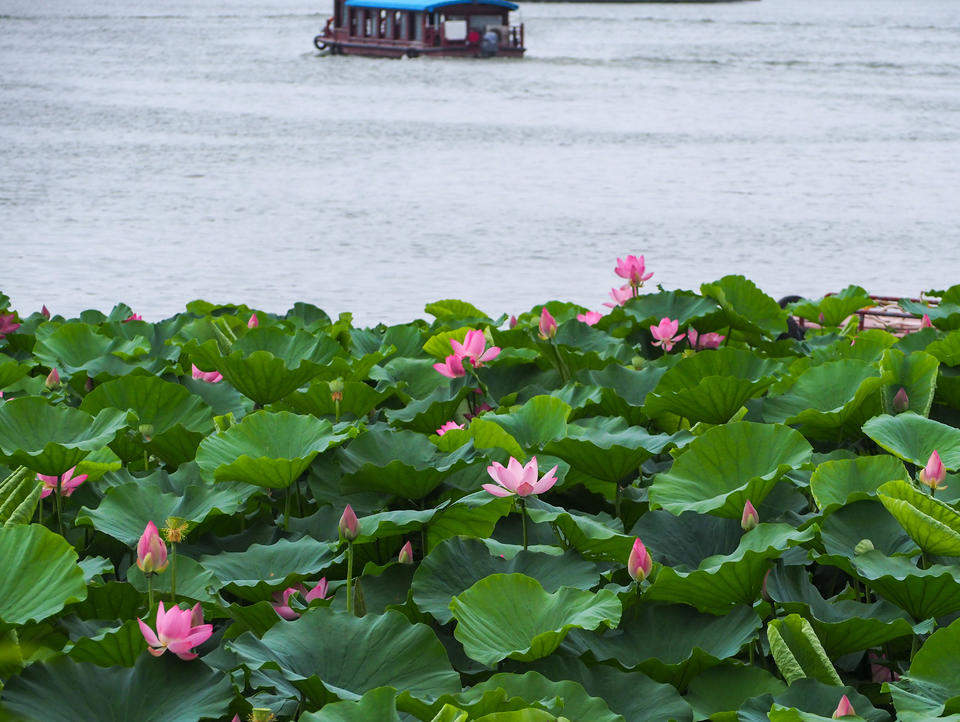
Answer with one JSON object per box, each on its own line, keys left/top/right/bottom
{"left": 344, "top": 0, "right": 517, "bottom": 11}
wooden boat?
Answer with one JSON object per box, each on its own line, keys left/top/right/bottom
{"left": 313, "top": 0, "right": 525, "bottom": 58}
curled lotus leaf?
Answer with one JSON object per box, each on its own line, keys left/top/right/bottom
{"left": 877, "top": 479, "right": 960, "bottom": 556}
{"left": 862, "top": 412, "right": 960, "bottom": 469}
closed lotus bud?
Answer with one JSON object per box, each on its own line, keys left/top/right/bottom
{"left": 509, "top": 315, "right": 518, "bottom": 329}
{"left": 398, "top": 541, "right": 414, "bottom": 565}
{"left": 45, "top": 368, "right": 60, "bottom": 389}
{"left": 627, "top": 538, "right": 653, "bottom": 582}
{"left": 339, "top": 504, "right": 359, "bottom": 542}
{"left": 892, "top": 387, "right": 909, "bottom": 413}
{"left": 832, "top": 694, "right": 855, "bottom": 718}
{"left": 918, "top": 450, "right": 947, "bottom": 491}
{"left": 741, "top": 500, "right": 759, "bottom": 531}
{"left": 538, "top": 308, "right": 558, "bottom": 340}
{"left": 329, "top": 377, "right": 345, "bottom": 403}
{"left": 921, "top": 314, "right": 933, "bottom": 329}
{"left": 854, "top": 539, "right": 875, "bottom": 555}
{"left": 137, "top": 521, "right": 169, "bottom": 574}
{"left": 41, "top": 305, "right": 50, "bottom": 319}
{"left": 248, "top": 313, "right": 259, "bottom": 328}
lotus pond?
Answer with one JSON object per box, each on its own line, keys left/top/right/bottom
{"left": 3, "top": 269, "right": 960, "bottom": 722}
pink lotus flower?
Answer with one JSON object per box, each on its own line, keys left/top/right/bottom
{"left": 483, "top": 456, "right": 558, "bottom": 497}
{"left": 577, "top": 311, "right": 602, "bottom": 326}
{"left": 741, "top": 500, "right": 759, "bottom": 531}
{"left": 398, "top": 541, "right": 414, "bottom": 565}
{"left": 339, "top": 504, "right": 360, "bottom": 541}
{"left": 45, "top": 368, "right": 60, "bottom": 389}
{"left": 248, "top": 313, "right": 259, "bottom": 328}
{"left": 463, "top": 403, "right": 492, "bottom": 421}
{"left": 37, "top": 466, "right": 88, "bottom": 499}
{"left": 603, "top": 285, "right": 633, "bottom": 308}
{"left": 123, "top": 313, "right": 143, "bottom": 323}
{"left": 919, "top": 450, "right": 947, "bottom": 491}
{"left": 0, "top": 313, "right": 21, "bottom": 339}
{"left": 687, "top": 327, "right": 725, "bottom": 350}
{"left": 41, "top": 305, "right": 51, "bottom": 319}
{"left": 509, "top": 315, "right": 518, "bottom": 329}
{"left": 449, "top": 330, "right": 500, "bottom": 367}
{"left": 869, "top": 651, "right": 900, "bottom": 683}
{"left": 436, "top": 420, "right": 465, "bottom": 436}
{"left": 137, "top": 521, "right": 169, "bottom": 574}
{"left": 138, "top": 601, "right": 213, "bottom": 660}
{"left": 892, "top": 387, "right": 909, "bottom": 413}
{"left": 615, "top": 255, "right": 653, "bottom": 286}
{"left": 921, "top": 314, "right": 933, "bottom": 328}
{"left": 191, "top": 364, "right": 223, "bottom": 383}
{"left": 832, "top": 695, "right": 855, "bottom": 718}
{"left": 433, "top": 353, "right": 466, "bottom": 379}
{"left": 627, "top": 538, "right": 653, "bottom": 582}
{"left": 650, "top": 318, "right": 684, "bottom": 352}
{"left": 538, "top": 308, "right": 558, "bottom": 340}
{"left": 271, "top": 579, "right": 328, "bottom": 620}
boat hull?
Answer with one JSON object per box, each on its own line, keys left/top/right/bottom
{"left": 320, "top": 39, "right": 524, "bottom": 57}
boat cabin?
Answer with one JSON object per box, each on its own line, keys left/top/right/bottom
{"left": 315, "top": 0, "right": 524, "bottom": 58}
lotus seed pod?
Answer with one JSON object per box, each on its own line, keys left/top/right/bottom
{"left": 854, "top": 539, "right": 875, "bottom": 555}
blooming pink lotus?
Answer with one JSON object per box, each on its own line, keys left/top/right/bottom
{"left": 615, "top": 255, "right": 653, "bottom": 287}
{"left": 650, "top": 318, "right": 684, "bottom": 352}
{"left": 832, "top": 695, "right": 855, "bottom": 718}
{"left": 687, "top": 327, "right": 725, "bottom": 350}
{"left": 248, "top": 313, "right": 259, "bottom": 328}
{"left": 628, "top": 538, "right": 652, "bottom": 582}
{"left": 577, "top": 311, "right": 602, "bottom": 326}
{"left": 37, "top": 466, "right": 88, "bottom": 499}
{"left": 123, "top": 313, "right": 143, "bottom": 323}
{"left": 484, "top": 456, "right": 558, "bottom": 498}
{"left": 603, "top": 285, "right": 633, "bottom": 308}
{"left": 191, "top": 364, "right": 223, "bottom": 384}
{"left": 921, "top": 314, "right": 933, "bottom": 328}
{"left": 137, "top": 521, "right": 169, "bottom": 574}
{"left": 398, "top": 541, "right": 414, "bottom": 565}
{"left": 449, "top": 330, "right": 500, "bottom": 367}
{"left": 919, "top": 450, "right": 947, "bottom": 491}
{"left": 436, "top": 420, "right": 465, "bottom": 436}
{"left": 339, "top": 504, "right": 360, "bottom": 541}
{"left": 0, "top": 313, "right": 21, "bottom": 339}
{"left": 538, "top": 308, "right": 558, "bottom": 340}
{"left": 741, "top": 500, "right": 759, "bottom": 531}
{"left": 138, "top": 601, "right": 213, "bottom": 660}
{"left": 433, "top": 354, "right": 466, "bottom": 379}
{"left": 271, "top": 579, "right": 328, "bottom": 620}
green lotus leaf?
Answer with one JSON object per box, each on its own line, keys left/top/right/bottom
{"left": 412, "top": 536, "right": 603, "bottom": 623}
{"left": 73, "top": 446, "right": 123, "bottom": 481}
{"left": 525, "top": 499, "right": 634, "bottom": 563}
{"left": 644, "top": 523, "right": 815, "bottom": 613}
{"left": 182, "top": 375, "right": 254, "bottom": 418}
{"left": 880, "top": 349, "right": 939, "bottom": 417}
{"left": 0, "top": 654, "right": 232, "bottom": 721}
{"left": 385, "top": 380, "right": 473, "bottom": 434}
{"left": 542, "top": 417, "right": 685, "bottom": 484}
{"left": 0, "top": 524, "right": 88, "bottom": 625}
{"left": 644, "top": 348, "right": 782, "bottom": 424}
{"left": 616, "top": 289, "right": 721, "bottom": 330}
{"left": 683, "top": 663, "right": 785, "bottom": 721}
{"left": 762, "top": 360, "right": 883, "bottom": 440}
{"left": 427, "top": 491, "right": 515, "bottom": 551}
{"left": 79, "top": 375, "right": 213, "bottom": 466}
{"left": 337, "top": 426, "right": 473, "bottom": 499}
{"left": 69, "top": 581, "right": 142, "bottom": 621}
{"left": 886, "top": 615, "right": 960, "bottom": 720}
{"left": 862, "top": 412, "right": 960, "bottom": 469}
{"left": 565, "top": 603, "right": 760, "bottom": 689}
{"left": 767, "top": 613, "right": 842, "bottom": 686}
{"left": 484, "top": 396, "right": 571, "bottom": 450}
{"left": 900, "top": 298, "right": 960, "bottom": 330}
{"left": 817, "top": 500, "right": 918, "bottom": 559}
{"left": 809, "top": 455, "right": 909, "bottom": 513}
{"left": 127, "top": 555, "right": 219, "bottom": 604}
{"left": 274, "top": 379, "right": 395, "bottom": 420}
{"left": 200, "top": 537, "right": 337, "bottom": 597}
{"left": 371, "top": 357, "right": 448, "bottom": 400}
{"left": 425, "top": 299, "right": 492, "bottom": 324}
{"left": 765, "top": 565, "right": 914, "bottom": 657}
{"left": 0, "top": 466, "right": 42, "bottom": 527}
{"left": 648, "top": 421, "right": 812, "bottom": 518}
{"left": 347, "top": 507, "right": 439, "bottom": 544}
{"left": 32, "top": 322, "right": 160, "bottom": 379}
{"left": 701, "top": 275, "right": 788, "bottom": 339}
{"left": 469, "top": 418, "right": 525, "bottom": 459}
{"left": 449, "top": 573, "right": 621, "bottom": 666}
{"left": 196, "top": 410, "right": 346, "bottom": 488}
{"left": 63, "top": 619, "right": 146, "bottom": 668}
{"left": 790, "top": 285, "right": 874, "bottom": 327}
{"left": 300, "top": 687, "right": 401, "bottom": 722}
{"left": 877, "top": 479, "right": 960, "bottom": 555}
{"left": 187, "top": 327, "right": 342, "bottom": 405}
{"left": 738, "top": 680, "right": 890, "bottom": 722}
{"left": 574, "top": 363, "right": 670, "bottom": 423}
{"left": 807, "top": 329, "right": 897, "bottom": 366}
{"left": 423, "top": 327, "right": 473, "bottom": 359}
{"left": 630, "top": 509, "right": 742, "bottom": 569}
{"left": 227, "top": 609, "right": 461, "bottom": 705}
{"left": 0, "top": 397, "right": 127, "bottom": 475}
{"left": 0, "top": 357, "right": 28, "bottom": 389}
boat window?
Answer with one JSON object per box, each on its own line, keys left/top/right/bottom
{"left": 409, "top": 11, "right": 419, "bottom": 40}
{"left": 364, "top": 10, "right": 372, "bottom": 37}
{"left": 349, "top": 7, "right": 357, "bottom": 35}
{"left": 468, "top": 14, "right": 502, "bottom": 31}
{"left": 444, "top": 19, "right": 467, "bottom": 41}
{"left": 393, "top": 11, "right": 402, "bottom": 39}
{"left": 378, "top": 9, "right": 386, "bottom": 38}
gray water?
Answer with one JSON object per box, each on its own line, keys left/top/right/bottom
{"left": 2, "top": 0, "right": 959, "bottom": 324}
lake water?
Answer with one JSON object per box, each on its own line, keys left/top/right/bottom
{"left": 2, "top": 0, "right": 959, "bottom": 324}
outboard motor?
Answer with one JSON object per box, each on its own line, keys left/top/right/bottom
{"left": 480, "top": 30, "right": 499, "bottom": 57}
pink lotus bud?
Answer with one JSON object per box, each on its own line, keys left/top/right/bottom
{"left": 123, "top": 313, "right": 143, "bottom": 323}
{"left": 137, "top": 521, "right": 169, "bottom": 574}
{"left": 41, "top": 305, "right": 50, "bottom": 319}
{"left": 627, "top": 538, "right": 653, "bottom": 582}
{"left": 761, "top": 567, "right": 773, "bottom": 602}
{"left": 892, "top": 387, "right": 909, "bottom": 413}
{"left": 45, "top": 368, "right": 60, "bottom": 389}
{"left": 921, "top": 314, "right": 933, "bottom": 328}
{"left": 538, "top": 308, "right": 558, "bottom": 340}
{"left": 918, "top": 450, "right": 947, "bottom": 490}
{"left": 85, "top": 376, "right": 94, "bottom": 392}
{"left": 248, "top": 313, "right": 259, "bottom": 328}
{"left": 741, "top": 500, "right": 759, "bottom": 531}
{"left": 509, "top": 315, "right": 518, "bottom": 329}
{"left": 339, "top": 504, "right": 359, "bottom": 541}
{"left": 436, "top": 420, "right": 465, "bottom": 436}
{"left": 398, "top": 541, "right": 414, "bottom": 565}
{"left": 832, "top": 694, "right": 855, "bottom": 718}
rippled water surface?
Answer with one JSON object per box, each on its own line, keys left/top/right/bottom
{"left": 2, "top": 0, "right": 959, "bottom": 322}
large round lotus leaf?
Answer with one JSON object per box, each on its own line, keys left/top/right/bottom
{"left": 577, "top": 363, "right": 670, "bottom": 422}
{"left": 818, "top": 500, "right": 918, "bottom": 559}
{"left": 564, "top": 603, "right": 760, "bottom": 690}
{"left": 273, "top": 380, "right": 395, "bottom": 420}
{"left": 412, "top": 536, "right": 603, "bottom": 623}
{"left": 809, "top": 455, "right": 909, "bottom": 513}
{"left": 0, "top": 397, "right": 127, "bottom": 475}
{"left": 648, "top": 421, "right": 812, "bottom": 518}
{"left": 644, "top": 523, "right": 815, "bottom": 613}
{"left": 877, "top": 479, "right": 960, "bottom": 555}
{"left": 542, "top": 417, "right": 685, "bottom": 483}
{"left": 700, "top": 275, "right": 788, "bottom": 339}
{"left": 200, "top": 537, "right": 337, "bottom": 597}
{"left": 63, "top": 619, "right": 147, "bottom": 668}
{"left": 79, "top": 375, "right": 213, "bottom": 466}
{"left": 427, "top": 491, "right": 515, "bottom": 551}
{"left": 0, "top": 654, "right": 232, "bottom": 722}
{"left": 765, "top": 565, "right": 914, "bottom": 658}
{"left": 227, "top": 609, "right": 461, "bottom": 705}
{"left": 0, "top": 358, "right": 28, "bottom": 389}
{"left": 449, "top": 573, "right": 621, "bottom": 666}
{"left": 0, "top": 524, "right": 88, "bottom": 625}
{"left": 762, "top": 360, "right": 883, "bottom": 440}
{"left": 32, "top": 322, "right": 160, "bottom": 379}
{"left": 337, "top": 426, "right": 474, "bottom": 499}
{"left": 128, "top": 555, "right": 219, "bottom": 604}
{"left": 299, "top": 687, "right": 400, "bottom": 722}
{"left": 385, "top": 381, "right": 473, "bottom": 434}
{"left": 630, "top": 509, "right": 742, "bottom": 569}
{"left": 790, "top": 285, "right": 873, "bottom": 327}
{"left": 644, "top": 348, "right": 782, "bottom": 424}
{"left": 683, "top": 664, "right": 785, "bottom": 721}
{"left": 880, "top": 348, "right": 939, "bottom": 417}
{"left": 531, "top": 656, "right": 693, "bottom": 722}
{"left": 616, "top": 289, "right": 721, "bottom": 330}
{"left": 887, "top": 616, "right": 960, "bottom": 720}
{"left": 901, "top": 298, "right": 960, "bottom": 331}
{"left": 187, "top": 328, "right": 343, "bottom": 405}
{"left": 739, "top": 679, "right": 891, "bottom": 722}
{"left": 196, "top": 410, "right": 345, "bottom": 488}
{"left": 526, "top": 499, "right": 635, "bottom": 563}
{"left": 863, "top": 412, "right": 960, "bottom": 470}
{"left": 484, "top": 396, "right": 571, "bottom": 450}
